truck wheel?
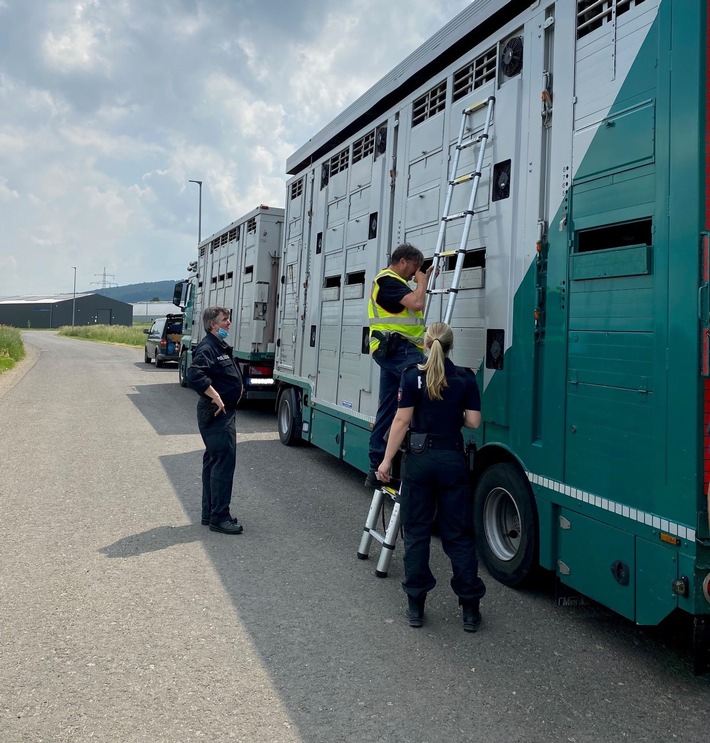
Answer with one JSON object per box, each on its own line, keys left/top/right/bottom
{"left": 155, "top": 350, "right": 164, "bottom": 368}
{"left": 144, "top": 348, "right": 151, "bottom": 364}
{"left": 277, "top": 388, "right": 301, "bottom": 446}
{"left": 178, "top": 350, "right": 188, "bottom": 387}
{"left": 473, "top": 462, "right": 538, "bottom": 587}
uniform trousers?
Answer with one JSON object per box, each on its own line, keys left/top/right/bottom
{"left": 399, "top": 448, "right": 486, "bottom": 603}
{"left": 369, "top": 342, "right": 424, "bottom": 468}
{"left": 197, "top": 399, "right": 237, "bottom": 524}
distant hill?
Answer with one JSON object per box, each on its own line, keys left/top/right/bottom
{"left": 95, "top": 281, "right": 179, "bottom": 303}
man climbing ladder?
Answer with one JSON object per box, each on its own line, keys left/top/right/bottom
{"left": 364, "top": 243, "right": 432, "bottom": 490}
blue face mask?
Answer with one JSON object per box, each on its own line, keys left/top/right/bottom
{"left": 216, "top": 328, "right": 229, "bottom": 340}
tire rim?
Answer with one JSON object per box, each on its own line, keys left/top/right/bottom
{"left": 279, "top": 397, "right": 291, "bottom": 435}
{"left": 483, "top": 486, "right": 522, "bottom": 561}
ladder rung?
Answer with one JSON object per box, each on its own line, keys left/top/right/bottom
{"left": 452, "top": 171, "right": 481, "bottom": 185}
{"left": 436, "top": 249, "right": 458, "bottom": 257}
{"left": 427, "top": 287, "right": 465, "bottom": 296}
{"left": 465, "top": 96, "right": 495, "bottom": 115}
{"left": 368, "top": 529, "right": 386, "bottom": 546}
{"left": 442, "top": 210, "right": 474, "bottom": 222}
{"left": 456, "top": 137, "right": 481, "bottom": 151}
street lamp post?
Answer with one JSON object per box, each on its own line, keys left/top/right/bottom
{"left": 71, "top": 266, "right": 77, "bottom": 327}
{"left": 188, "top": 179, "right": 203, "bottom": 243}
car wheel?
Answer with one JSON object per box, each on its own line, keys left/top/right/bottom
{"left": 473, "top": 462, "right": 538, "bottom": 587}
{"left": 155, "top": 350, "right": 164, "bottom": 368}
{"left": 144, "top": 347, "right": 151, "bottom": 364}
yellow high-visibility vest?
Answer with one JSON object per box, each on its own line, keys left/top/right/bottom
{"left": 368, "top": 268, "right": 425, "bottom": 354}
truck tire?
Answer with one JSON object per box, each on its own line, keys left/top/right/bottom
{"left": 155, "top": 350, "right": 164, "bottom": 368}
{"left": 178, "top": 350, "right": 188, "bottom": 387}
{"left": 473, "top": 462, "right": 538, "bottom": 587}
{"left": 277, "top": 387, "right": 301, "bottom": 446}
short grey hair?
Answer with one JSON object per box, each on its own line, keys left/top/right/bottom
{"left": 390, "top": 243, "right": 423, "bottom": 266}
{"left": 202, "top": 306, "right": 230, "bottom": 333}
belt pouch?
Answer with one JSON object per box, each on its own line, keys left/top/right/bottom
{"left": 373, "top": 330, "right": 390, "bottom": 358}
{"left": 465, "top": 440, "right": 477, "bottom": 471}
{"left": 408, "top": 432, "right": 429, "bottom": 455}
{"left": 388, "top": 332, "right": 403, "bottom": 356}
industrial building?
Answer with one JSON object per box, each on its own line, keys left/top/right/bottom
{"left": 0, "top": 293, "right": 132, "bottom": 328}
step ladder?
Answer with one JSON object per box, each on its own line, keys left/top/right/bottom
{"left": 357, "top": 482, "right": 401, "bottom": 578}
{"left": 425, "top": 95, "right": 495, "bottom": 324}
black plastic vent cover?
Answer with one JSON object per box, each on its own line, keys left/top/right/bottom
{"left": 501, "top": 37, "right": 523, "bottom": 77}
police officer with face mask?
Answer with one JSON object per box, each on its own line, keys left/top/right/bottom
{"left": 187, "top": 306, "right": 243, "bottom": 535}
{"left": 377, "top": 321, "right": 486, "bottom": 631}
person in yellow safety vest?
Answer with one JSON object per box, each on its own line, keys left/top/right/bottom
{"left": 365, "top": 243, "right": 434, "bottom": 489}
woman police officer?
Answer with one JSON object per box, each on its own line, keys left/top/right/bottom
{"left": 376, "top": 322, "right": 486, "bottom": 631}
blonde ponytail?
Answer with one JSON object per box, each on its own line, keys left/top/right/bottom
{"left": 417, "top": 322, "right": 454, "bottom": 400}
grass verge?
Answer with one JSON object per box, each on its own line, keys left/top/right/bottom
{"left": 58, "top": 324, "right": 148, "bottom": 347}
{"left": 0, "top": 325, "right": 25, "bottom": 374}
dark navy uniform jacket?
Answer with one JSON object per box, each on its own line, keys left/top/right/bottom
{"left": 186, "top": 332, "right": 242, "bottom": 407}
{"left": 398, "top": 358, "right": 480, "bottom": 440}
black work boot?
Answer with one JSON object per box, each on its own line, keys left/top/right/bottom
{"left": 461, "top": 600, "right": 482, "bottom": 633}
{"left": 407, "top": 595, "right": 426, "bottom": 628}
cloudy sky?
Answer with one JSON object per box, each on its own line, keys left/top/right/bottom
{"left": 0, "top": 0, "right": 472, "bottom": 296}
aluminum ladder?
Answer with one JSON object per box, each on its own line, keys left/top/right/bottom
{"left": 357, "top": 482, "right": 401, "bottom": 578}
{"left": 424, "top": 95, "right": 495, "bottom": 324}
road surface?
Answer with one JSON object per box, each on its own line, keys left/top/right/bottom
{"left": 0, "top": 331, "right": 708, "bottom": 742}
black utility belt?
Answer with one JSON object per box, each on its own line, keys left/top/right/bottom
{"left": 408, "top": 432, "right": 463, "bottom": 455}
{"left": 373, "top": 330, "right": 418, "bottom": 358}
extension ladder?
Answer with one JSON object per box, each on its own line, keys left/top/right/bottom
{"left": 424, "top": 95, "right": 495, "bottom": 324}
{"left": 357, "top": 482, "right": 401, "bottom": 578}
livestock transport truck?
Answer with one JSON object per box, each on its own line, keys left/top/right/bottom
{"left": 174, "top": 205, "right": 284, "bottom": 403}
{"left": 273, "top": 0, "right": 710, "bottom": 672}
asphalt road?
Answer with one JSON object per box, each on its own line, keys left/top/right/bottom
{"left": 1, "top": 331, "right": 708, "bottom": 743}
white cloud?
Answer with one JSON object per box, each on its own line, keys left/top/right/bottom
{"left": 0, "top": 0, "right": 472, "bottom": 295}
{"left": 0, "top": 177, "right": 19, "bottom": 200}
{"left": 42, "top": 1, "right": 109, "bottom": 72}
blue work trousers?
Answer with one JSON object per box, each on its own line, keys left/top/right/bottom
{"left": 197, "top": 400, "right": 236, "bottom": 524}
{"left": 399, "top": 449, "right": 486, "bottom": 604}
{"left": 368, "top": 342, "right": 424, "bottom": 468}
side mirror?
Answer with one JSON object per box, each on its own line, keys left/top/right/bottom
{"left": 143, "top": 328, "right": 150, "bottom": 334}
{"left": 173, "top": 281, "right": 186, "bottom": 308}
